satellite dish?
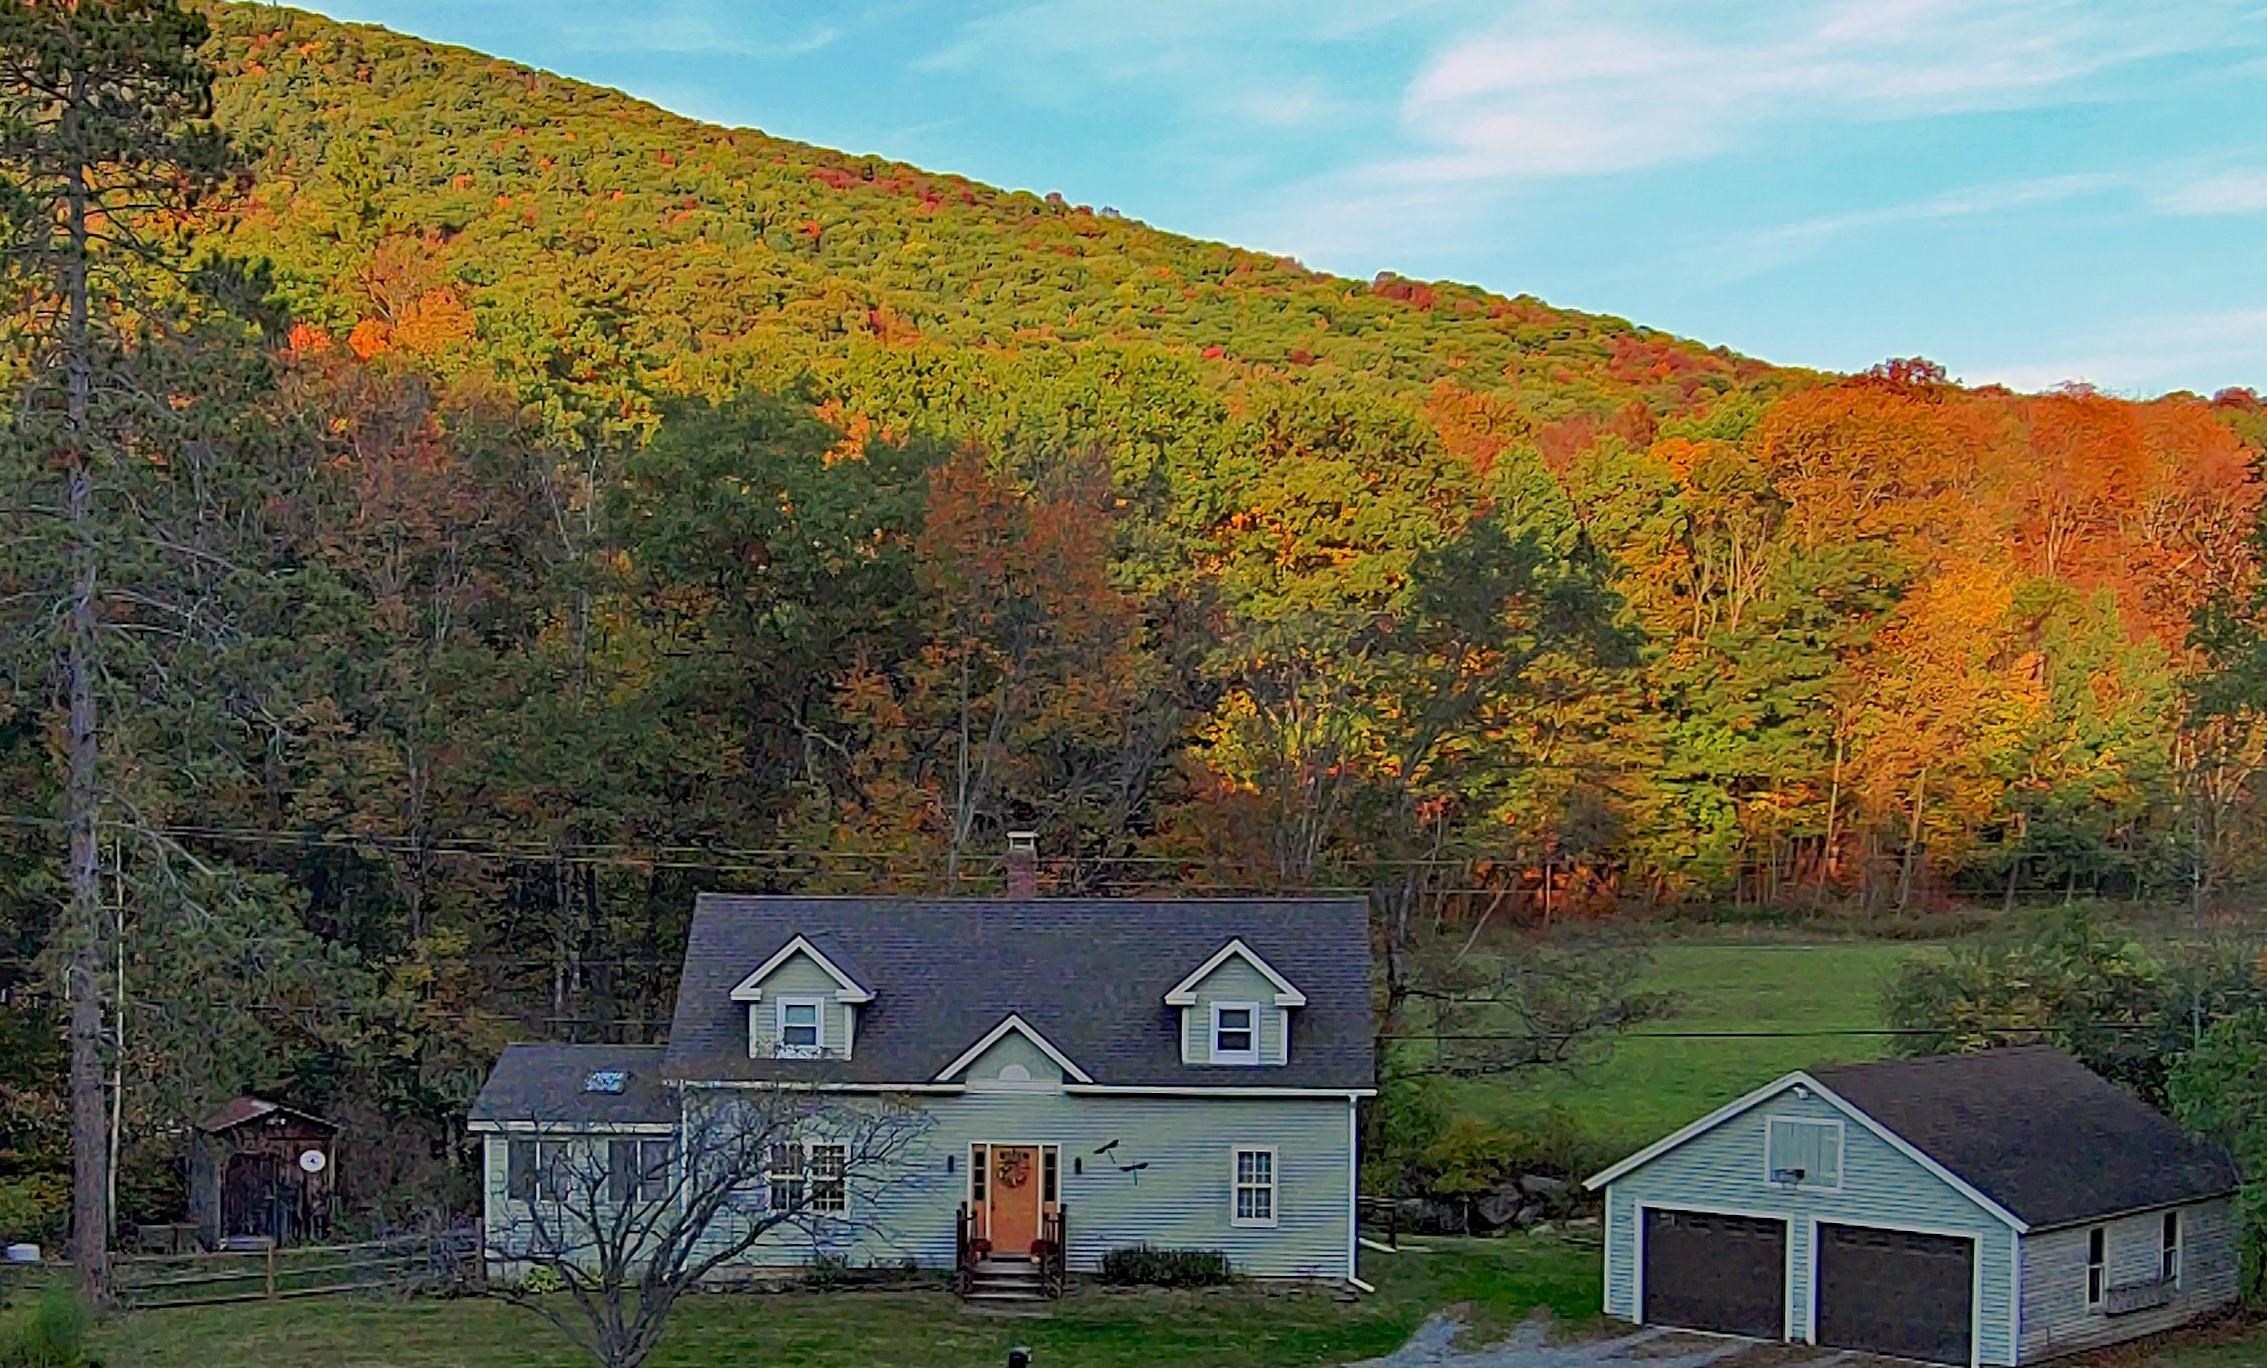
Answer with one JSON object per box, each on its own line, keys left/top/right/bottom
{"left": 298, "top": 1149, "right": 327, "bottom": 1174}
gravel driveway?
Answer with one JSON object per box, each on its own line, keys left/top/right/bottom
{"left": 1345, "top": 1312, "right": 1872, "bottom": 1368}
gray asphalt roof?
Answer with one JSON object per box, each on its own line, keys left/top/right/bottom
{"left": 468, "top": 1043, "right": 674, "bottom": 1127}
{"left": 660, "top": 895, "right": 1375, "bottom": 1090}
{"left": 1814, "top": 1046, "right": 2241, "bottom": 1228}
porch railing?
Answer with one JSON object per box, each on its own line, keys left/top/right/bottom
{"left": 1038, "top": 1206, "right": 1067, "bottom": 1297}
{"left": 1356, "top": 1195, "right": 1400, "bottom": 1251}
{"left": 954, "top": 1201, "right": 983, "bottom": 1295}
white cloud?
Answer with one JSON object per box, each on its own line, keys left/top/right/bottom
{"left": 1966, "top": 305, "right": 2267, "bottom": 395}
{"left": 2157, "top": 169, "right": 2267, "bottom": 215}
{"left": 1752, "top": 173, "right": 2124, "bottom": 249}
{"left": 1385, "top": 0, "right": 2231, "bottom": 187}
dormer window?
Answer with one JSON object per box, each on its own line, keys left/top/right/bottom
{"left": 1212, "top": 1003, "right": 1259, "bottom": 1065}
{"left": 1168, "top": 938, "right": 1304, "bottom": 1068}
{"left": 775, "top": 996, "right": 825, "bottom": 1058}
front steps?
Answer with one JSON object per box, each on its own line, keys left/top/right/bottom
{"left": 962, "top": 1255, "right": 1052, "bottom": 1309}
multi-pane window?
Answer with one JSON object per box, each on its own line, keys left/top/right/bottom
{"left": 810, "top": 1143, "right": 848, "bottom": 1213}
{"left": 970, "top": 1144, "right": 988, "bottom": 1205}
{"left": 2162, "top": 1211, "right": 2182, "bottom": 1286}
{"left": 507, "top": 1140, "right": 537, "bottom": 1201}
{"left": 637, "top": 1138, "right": 673, "bottom": 1201}
{"left": 767, "top": 1140, "right": 848, "bottom": 1212}
{"left": 1212, "top": 1003, "right": 1258, "bottom": 1064}
{"left": 523, "top": 1140, "right": 572, "bottom": 1201}
{"left": 2087, "top": 1226, "right": 2107, "bottom": 1307}
{"left": 775, "top": 997, "right": 824, "bottom": 1057}
{"left": 1042, "top": 1147, "right": 1059, "bottom": 1204}
{"left": 1231, "top": 1147, "right": 1277, "bottom": 1226}
{"left": 767, "top": 1142, "right": 806, "bottom": 1210}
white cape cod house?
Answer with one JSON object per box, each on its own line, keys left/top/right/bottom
{"left": 468, "top": 892, "right": 1375, "bottom": 1296}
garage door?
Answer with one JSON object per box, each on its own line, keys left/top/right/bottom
{"left": 1815, "top": 1224, "right": 1974, "bottom": 1366}
{"left": 1641, "top": 1209, "right": 1786, "bottom": 1340}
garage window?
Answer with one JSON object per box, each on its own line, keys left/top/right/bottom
{"left": 2086, "top": 1226, "right": 2106, "bottom": 1308}
{"left": 1764, "top": 1116, "right": 1842, "bottom": 1191}
{"left": 2162, "top": 1211, "right": 2181, "bottom": 1287}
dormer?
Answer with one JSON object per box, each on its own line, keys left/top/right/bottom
{"left": 1165, "top": 938, "right": 1306, "bottom": 1067}
{"left": 729, "top": 934, "right": 874, "bottom": 1061}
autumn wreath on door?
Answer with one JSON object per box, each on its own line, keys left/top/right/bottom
{"left": 994, "top": 1149, "right": 1033, "bottom": 1189}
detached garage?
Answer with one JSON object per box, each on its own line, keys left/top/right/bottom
{"left": 1585, "top": 1047, "right": 2240, "bottom": 1366}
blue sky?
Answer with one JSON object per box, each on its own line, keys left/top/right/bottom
{"left": 302, "top": 0, "right": 2267, "bottom": 397}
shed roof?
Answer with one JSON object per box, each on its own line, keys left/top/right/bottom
{"left": 661, "top": 895, "right": 1374, "bottom": 1091}
{"left": 1812, "top": 1046, "right": 2241, "bottom": 1228}
{"left": 468, "top": 1044, "right": 674, "bottom": 1128}
{"left": 195, "top": 1096, "right": 335, "bottom": 1134}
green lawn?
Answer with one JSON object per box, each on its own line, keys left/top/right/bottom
{"left": 1456, "top": 939, "right": 1933, "bottom": 1164}
{"left": 88, "top": 1236, "right": 1599, "bottom": 1368}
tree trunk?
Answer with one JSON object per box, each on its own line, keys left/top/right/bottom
{"left": 1894, "top": 766, "right": 1928, "bottom": 914}
{"left": 62, "top": 148, "right": 111, "bottom": 1307}
{"left": 1812, "top": 729, "right": 1844, "bottom": 911}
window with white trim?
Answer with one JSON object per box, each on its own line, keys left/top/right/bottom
{"left": 1211, "top": 1002, "right": 1259, "bottom": 1065}
{"left": 637, "top": 1137, "right": 672, "bottom": 1202}
{"left": 1764, "top": 1116, "right": 1843, "bottom": 1191}
{"left": 767, "top": 1141, "right": 806, "bottom": 1210}
{"left": 774, "top": 996, "right": 825, "bottom": 1057}
{"left": 766, "top": 1140, "right": 848, "bottom": 1213}
{"left": 2087, "top": 1226, "right": 2106, "bottom": 1308}
{"left": 809, "top": 1142, "right": 848, "bottom": 1213}
{"left": 2162, "top": 1210, "right": 2181, "bottom": 1287}
{"left": 1231, "top": 1147, "right": 1277, "bottom": 1226}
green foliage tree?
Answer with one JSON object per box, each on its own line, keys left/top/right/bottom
{"left": 0, "top": 0, "right": 230, "bottom": 1300}
{"left": 2168, "top": 1007, "right": 2267, "bottom": 1302}
{"left": 1885, "top": 906, "right": 2267, "bottom": 1105}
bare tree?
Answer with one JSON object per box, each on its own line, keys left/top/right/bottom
{"left": 485, "top": 1093, "right": 933, "bottom": 1368}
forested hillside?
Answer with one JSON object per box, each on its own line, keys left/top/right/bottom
{"left": 3, "top": 1, "right": 2265, "bottom": 1222}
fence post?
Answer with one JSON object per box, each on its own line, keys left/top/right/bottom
{"left": 265, "top": 1243, "right": 277, "bottom": 1300}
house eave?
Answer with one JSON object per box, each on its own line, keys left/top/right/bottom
{"left": 726, "top": 934, "right": 876, "bottom": 1003}
{"left": 1582, "top": 1069, "right": 2030, "bottom": 1234}
{"left": 931, "top": 1012, "right": 1097, "bottom": 1085}
{"left": 467, "top": 1119, "right": 678, "bottom": 1134}
{"left": 1161, "top": 937, "right": 1309, "bottom": 1007}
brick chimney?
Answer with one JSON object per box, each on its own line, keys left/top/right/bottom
{"left": 1005, "top": 831, "right": 1039, "bottom": 898}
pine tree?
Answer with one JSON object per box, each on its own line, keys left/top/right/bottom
{"left": 0, "top": 0, "right": 229, "bottom": 1303}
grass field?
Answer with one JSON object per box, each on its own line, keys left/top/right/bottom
{"left": 87, "top": 1235, "right": 1599, "bottom": 1368}
{"left": 1455, "top": 938, "right": 1932, "bottom": 1165}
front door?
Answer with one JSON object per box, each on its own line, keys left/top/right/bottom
{"left": 987, "top": 1146, "right": 1043, "bottom": 1255}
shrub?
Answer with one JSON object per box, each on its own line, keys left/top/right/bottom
{"left": 3, "top": 1284, "right": 91, "bottom": 1368}
{"left": 1095, "top": 1245, "right": 1232, "bottom": 1287}
{"left": 516, "top": 1265, "right": 565, "bottom": 1296}
{"left": 803, "top": 1252, "right": 923, "bottom": 1289}
{"left": 0, "top": 1177, "right": 69, "bottom": 1249}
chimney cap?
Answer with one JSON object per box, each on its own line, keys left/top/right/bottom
{"left": 1006, "top": 831, "right": 1038, "bottom": 853}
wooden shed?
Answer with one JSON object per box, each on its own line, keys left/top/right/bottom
{"left": 187, "top": 1097, "right": 338, "bottom": 1248}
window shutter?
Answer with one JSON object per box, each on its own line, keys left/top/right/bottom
{"left": 609, "top": 1139, "right": 636, "bottom": 1203}
{"left": 508, "top": 1140, "right": 535, "bottom": 1201}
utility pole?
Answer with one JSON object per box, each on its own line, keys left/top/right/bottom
{"left": 108, "top": 833, "right": 125, "bottom": 1246}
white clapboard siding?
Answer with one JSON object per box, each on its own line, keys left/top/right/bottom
{"left": 2016, "top": 1199, "right": 2239, "bottom": 1362}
